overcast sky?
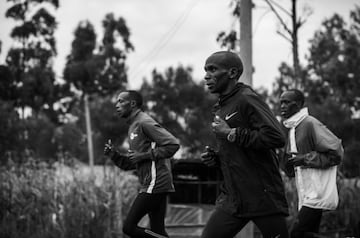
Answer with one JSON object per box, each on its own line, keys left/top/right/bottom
{"left": 0, "top": 0, "right": 359, "bottom": 91}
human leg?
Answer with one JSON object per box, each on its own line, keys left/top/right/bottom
{"left": 252, "top": 214, "right": 289, "bottom": 238}
{"left": 123, "top": 193, "right": 169, "bottom": 238}
{"left": 290, "top": 206, "right": 323, "bottom": 238}
{"left": 148, "top": 193, "right": 168, "bottom": 236}
{"left": 201, "top": 208, "right": 249, "bottom": 238}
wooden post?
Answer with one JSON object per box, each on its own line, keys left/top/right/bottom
{"left": 238, "top": 0, "right": 254, "bottom": 237}
{"left": 239, "top": 0, "right": 253, "bottom": 86}
{"left": 84, "top": 94, "right": 94, "bottom": 173}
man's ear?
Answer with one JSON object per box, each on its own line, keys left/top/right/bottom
{"left": 130, "top": 100, "right": 137, "bottom": 108}
{"left": 228, "top": 67, "right": 238, "bottom": 79}
{"left": 295, "top": 101, "right": 303, "bottom": 109}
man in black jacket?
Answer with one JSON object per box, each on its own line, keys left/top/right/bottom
{"left": 200, "top": 51, "right": 289, "bottom": 238}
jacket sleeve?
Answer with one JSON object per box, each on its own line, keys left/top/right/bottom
{"left": 302, "top": 122, "right": 343, "bottom": 169}
{"left": 141, "top": 123, "right": 180, "bottom": 161}
{"left": 110, "top": 151, "right": 136, "bottom": 170}
{"left": 235, "top": 95, "right": 285, "bottom": 149}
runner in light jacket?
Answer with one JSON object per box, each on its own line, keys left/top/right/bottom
{"left": 280, "top": 89, "right": 343, "bottom": 238}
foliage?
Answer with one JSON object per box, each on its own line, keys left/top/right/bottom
{"left": 63, "top": 13, "right": 134, "bottom": 98}
{"left": 1, "top": 159, "right": 358, "bottom": 237}
{"left": 63, "top": 21, "right": 97, "bottom": 96}
{"left": 52, "top": 121, "right": 88, "bottom": 163}
{"left": 216, "top": 0, "right": 240, "bottom": 50}
{"left": 0, "top": 111, "right": 63, "bottom": 164}
{"left": 307, "top": 98, "right": 355, "bottom": 146}
{"left": 140, "top": 66, "right": 217, "bottom": 157}
{"left": 0, "top": 100, "right": 22, "bottom": 161}
{"left": 341, "top": 140, "right": 360, "bottom": 178}
{"left": 307, "top": 8, "right": 360, "bottom": 111}
{"left": 1, "top": 2, "right": 136, "bottom": 163}
{"left": 320, "top": 177, "right": 360, "bottom": 237}
{"left": 0, "top": 159, "right": 139, "bottom": 238}
{"left": 4, "top": 0, "right": 68, "bottom": 121}
{"left": 0, "top": 65, "right": 17, "bottom": 102}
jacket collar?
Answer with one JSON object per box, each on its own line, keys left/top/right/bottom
{"left": 218, "top": 83, "right": 248, "bottom": 105}
{"left": 283, "top": 107, "right": 309, "bottom": 129}
{"left": 212, "top": 83, "right": 247, "bottom": 113}
{"left": 126, "top": 109, "right": 141, "bottom": 124}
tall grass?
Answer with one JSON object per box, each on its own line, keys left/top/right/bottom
{"left": 0, "top": 158, "right": 139, "bottom": 238}
{"left": 1, "top": 159, "right": 359, "bottom": 237}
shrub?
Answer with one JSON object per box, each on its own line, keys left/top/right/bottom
{"left": 0, "top": 159, "right": 139, "bottom": 238}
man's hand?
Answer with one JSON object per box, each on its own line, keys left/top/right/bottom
{"left": 201, "top": 146, "right": 218, "bottom": 166}
{"left": 211, "top": 115, "right": 231, "bottom": 138}
{"left": 288, "top": 153, "right": 306, "bottom": 167}
{"left": 104, "top": 139, "right": 115, "bottom": 157}
{"left": 128, "top": 150, "right": 151, "bottom": 164}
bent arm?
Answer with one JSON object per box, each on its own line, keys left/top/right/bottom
{"left": 300, "top": 122, "right": 343, "bottom": 169}
{"left": 142, "top": 123, "right": 180, "bottom": 161}
{"left": 111, "top": 151, "right": 135, "bottom": 170}
{"left": 302, "top": 150, "right": 342, "bottom": 168}
{"left": 235, "top": 96, "right": 285, "bottom": 149}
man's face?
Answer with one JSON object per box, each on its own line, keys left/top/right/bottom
{"left": 280, "top": 91, "right": 301, "bottom": 119}
{"left": 115, "top": 92, "right": 133, "bottom": 118}
{"left": 204, "top": 54, "right": 230, "bottom": 94}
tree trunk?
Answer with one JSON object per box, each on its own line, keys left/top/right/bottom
{"left": 292, "top": 0, "right": 301, "bottom": 89}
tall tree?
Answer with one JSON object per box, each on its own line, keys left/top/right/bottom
{"left": 5, "top": 0, "right": 62, "bottom": 118}
{"left": 63, "top": 21, "right": 97, "bottom": 95}
{"left": 99, "top": 13, "right": 134, "bottom": 95}
{"left": 307, "top": 8, "right": 360, "bottom": 112}
{"left": 63, "top": 14, "right": 134, "bottom": 97}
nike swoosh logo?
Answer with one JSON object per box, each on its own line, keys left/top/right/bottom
{"left": 225, "top": 112, "right": 238, "bottom": 120}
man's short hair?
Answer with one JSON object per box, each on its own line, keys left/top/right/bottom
{"left": 211, "top": 51, "right": 244, "bottom": 78}
{"left": 288, "top": 89, "right": 305, "bottom": 107}
{"left": 125, "top": 90, "right": 143, "bottom": 108}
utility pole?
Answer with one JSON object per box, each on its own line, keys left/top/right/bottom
{"left": 239, "top": 0, "right": 253, "bottom": 86}
{"left": 236, "top": 1, "right": 254, "bottom": 237}
{"left": 84, "top": 94, "right": 94, "bottom": 174}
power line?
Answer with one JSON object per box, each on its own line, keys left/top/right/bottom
{"left": 253, "top": 9, "right": 272, "bottom": 36}
{"left": 128, "top": 0, "right": 201, "bottom": 82}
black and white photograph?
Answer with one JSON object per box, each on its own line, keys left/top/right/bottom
{"left": 0, "top": 0, "right": 359, "bottom": 237}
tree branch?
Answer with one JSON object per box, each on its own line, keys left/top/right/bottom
{"left": 269, "top": 0, "right": 292, "bottom": 17}
{"left": 263, "top": 0, "right": 292, "bottom": 35}
{"left": 276, "top": 30, "right": 292, "bottom": 43}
